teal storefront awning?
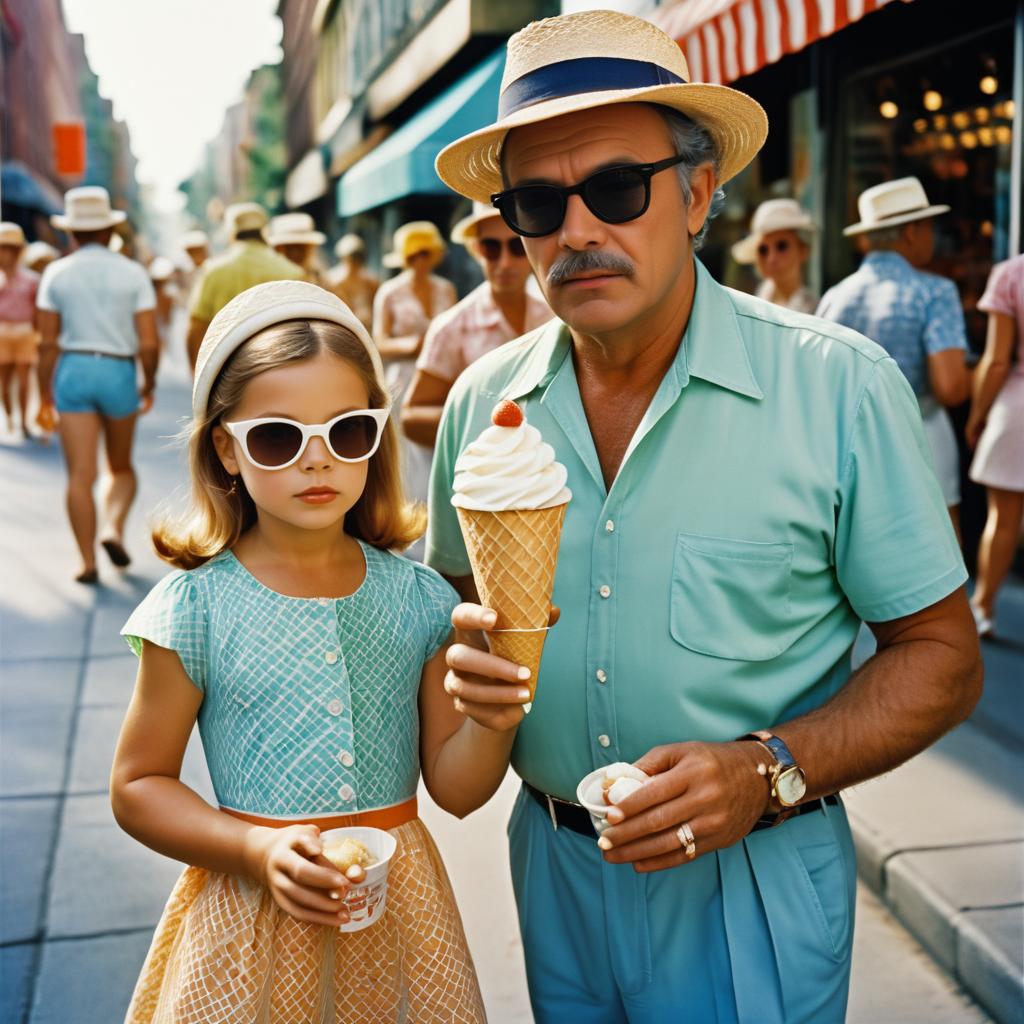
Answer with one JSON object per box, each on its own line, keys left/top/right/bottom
{"left": 337, "top": 49, "right": 504, "bottom": 217}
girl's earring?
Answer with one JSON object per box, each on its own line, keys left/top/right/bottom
{"left": 227, "top": 476, "right": 238, "bottom": 497}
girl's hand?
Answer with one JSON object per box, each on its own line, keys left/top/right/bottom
{"left": 965, "top": 413, "right": 985, "bottom": 450}
{"left": 252, "top": 825, "right": 363, "bottom": 927}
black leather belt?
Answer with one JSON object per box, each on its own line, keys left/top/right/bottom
{"left": 525, "top": 782, "right": 839, "bottom": 839}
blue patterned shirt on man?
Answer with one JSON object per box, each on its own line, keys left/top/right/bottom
{"left": 816, "top": 250, "right": 967, "bottom": 399}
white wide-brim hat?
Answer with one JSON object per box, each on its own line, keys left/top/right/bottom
{"left": 0, "top": 221, "right": 26, "bottom": 247}
{"left": 51, "top": 186, "right": 127, "bottom": 231}
{"left": 181, "top": 230, "right": 209, "bottom": 251}
{"left": 844, "top": 176, "right": 949, "bottom": 236}
{"left": 264, "top": 212, "right": 326, "bottom": 247}
{"left": 451, "top": 202, "right": 504, "bottom": 244}
{"left": 435, "top": 9, "right": 767, "bottom": 204}
{"left": 335, "top": 233, "right": 365, "bottom": 259}
{"left": 382, "top": 221, "right": 446, "bottom": 268}
{"left": 192, "top": 280, "right": 387, "bottom": 420}
{"left": 731, "top": 198, "right": 815, "bottom": 264}
{"left": 224, "top": 202, "right": 268, "bottom": 239}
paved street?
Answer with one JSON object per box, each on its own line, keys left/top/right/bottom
{"left": 0, "top": 338, "right": 1008, "bottom": 1022}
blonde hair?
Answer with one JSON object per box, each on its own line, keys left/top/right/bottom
{"left": 153, "top": 319, "right": 425, "bottom": 569}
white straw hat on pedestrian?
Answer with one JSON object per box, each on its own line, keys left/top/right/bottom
{"left": 335, "top": 233, "right": 366, "bottom": 259}
{"left": 731, "top": 199, "right": 815, "bottom": 264}
{"left": 451, "top": 202, "right": 503, "bottom": 244}
{"left": 149, "top": 256, "right": 176, "bottom": 281}
{"left": 192, "top": 280, "right": 386, "bottom": 419}
{"left": 382, "top": 221, "right": 446, "bottom": 268}
{"left": 263, "top": 212, "right": 326, "bottom": 247}
{"left": 181, "top": 230, "right": 209, "bottom": 251}
{"left": 224, "top": 202, "right": 268, "bottom": 239}
{"left": 51, "top": 186, "right": 127, "bottom": 231}
{"left": 844, "top": 177, "right": 950, "bottom": 236}
{"left": 0, "top": 222, "right": 26, "bottom": 247}
{"left": 435, "top": 9, "right": 767, "bottom": 204}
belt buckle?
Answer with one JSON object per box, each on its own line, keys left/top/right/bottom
{"left": 545, "top": 793, "right": 559, "bottom": 832}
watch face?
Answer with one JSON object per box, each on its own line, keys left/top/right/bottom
{"left": 777, "top": 767, "right": 807, "bottom": 807}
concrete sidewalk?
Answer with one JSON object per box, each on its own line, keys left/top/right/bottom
{"left": 0, "top": 340, "right": 1006, "bottom": 1022}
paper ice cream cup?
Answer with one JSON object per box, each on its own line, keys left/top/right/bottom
{"left": 319, "top": 826, "right": 398, "bottom": 932}
{"left": 576, "top": 768, "right": 616, "bottom": 836}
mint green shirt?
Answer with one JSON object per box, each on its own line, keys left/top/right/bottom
{"left": 427, "top": 259, "right": 966, "bottom": 801}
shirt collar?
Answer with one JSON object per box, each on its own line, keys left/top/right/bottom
{"left": 862, "top": 250, "right": 912, "bottom": 272}
{"left": 501, "top": 258, "right": 763, "bottom": 403}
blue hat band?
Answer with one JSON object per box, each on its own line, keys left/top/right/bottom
{"left": 498, "top": 57, "right": 687, "bottom": 120}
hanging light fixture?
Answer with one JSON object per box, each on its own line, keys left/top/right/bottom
{"left": 980, "top": 75, "right": 998, "bottom": 94}
{"left": 974, "top": 107, "right": 990, "bottom": 124}
{"left": 924, "top": 89, "right": 943, "bottom": 111}
{"left": 913, "top": 118, "right": 928, "bottom": 133}
{"left": 952, "top": 111, "right": 971, "bottom": 129}
{"left": 959, "top": 131, "right": 978, "bottom": 149}
{"left": 880, "top": 101, "right": 899, "bottom": 119}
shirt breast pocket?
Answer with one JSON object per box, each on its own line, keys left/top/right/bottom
{"left": 670, "top": 531, "right": 795, "bottom": 661}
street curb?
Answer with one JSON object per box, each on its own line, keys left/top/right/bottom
{"left": 849, "top": 816, "right": 1024, "bottom": 1024}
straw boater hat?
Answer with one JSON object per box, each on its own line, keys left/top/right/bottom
{"left": 51, "top": 187, "right": 127, "bottom": 232}
{"left": 382, "top": 221, "right": 446, "bottom": 268}
{"left": 732, "top": 199, "right": 816, "bottom": 264}
{"left": 192, "top": 280, "right": 386, "bottom": 420}
{"left": 844, "top": 177, "right": 950, "bottom": 236}
{"left": 451, "top": 202, "right": 503, "bottom": 245}
{"left": 263, "top": 212, "right": 326, "bottom": 247}
{"left": 335, "top": 233, "right": 365, "bottom": 259}
{"left": 435, "top": 10, "right": 767, "bottom": 204}
{"left": 224, "top": 202, "right": 268, "bottom": 240}
{"left": 0, "top": 222, "right": 26, "bottom": 247}
{"left": 181, "top": 229, "right": 209, "bottom": 251}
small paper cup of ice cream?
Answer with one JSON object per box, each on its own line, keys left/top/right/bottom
{"left": 320, "top": 826, "right": 398, "bottom": 932}
{"left": 576, "top": 763, "right": 651, "bottom": 837}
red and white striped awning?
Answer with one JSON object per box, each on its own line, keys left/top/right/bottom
{"left": 650, "top": 0, "right": 907, "bottom": 85}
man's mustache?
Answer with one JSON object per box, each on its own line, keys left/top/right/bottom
{"left": 547, "top": 249, "right": 635, "bottom": 287}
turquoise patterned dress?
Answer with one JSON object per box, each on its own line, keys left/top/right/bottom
{"left": 119, "top": 541, "right": 487, "bottom": 1023}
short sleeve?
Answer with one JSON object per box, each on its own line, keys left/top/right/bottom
{"left": 977, "top": 258, "right": 1020, "bottom": 319}
{"left": 412, "top": 562, "right": 459, "bottom": 660}
{"left": 417, "top": 315, "right": 461, "bottom": 382}
{"left": 425, "top": 390, "right": 473, "bottom": 577}
{"left": 922, "top": 278, "right": 967, "bottom": 356}
{"left": 835, "top": 358, "right": 967, "bottom": 622}
{"left": 121, "top": 571, "right": 208, "bottom": 692}
{"left": 35, "top": 263, "right": 58, "bottom": 312}
{"left": 134, "top": 266, "right": 157, "bottom": 312}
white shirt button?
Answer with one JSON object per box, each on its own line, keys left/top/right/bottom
{"left": 324, "top": 650, "right": 339, "bottom": 665}
{"left": 339, "top": 750, "right": 354, "bottom": 767}
{"left": 326, "top": 699, "right": 344, "bottom": 716}
{"left": 599, "top": 585, "right": 611, "bottom": 599}
{"left": 338, "top": 784, "right": 355, "bottom": 802}
{"left": 596, "top": 668, "right": 607, "bottom": 683}
{"left": 597, "top": 734, "right": 611, "bottom": 748}
{"left": 605, "top": 520, "right": 615, "bottom": 533}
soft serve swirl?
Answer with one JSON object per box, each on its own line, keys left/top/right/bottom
{"left": 452, "top": 418, "right": 572, "bottom": 511}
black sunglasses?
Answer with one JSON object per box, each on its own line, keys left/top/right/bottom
{"left": 757, "top": 239, "right": 791, "bottom": 257}
{"left": 490, "top": 153, "right": 688, "bottom": 238}
{"left": 476, "top": 236, "right": 528, "bottom": 260}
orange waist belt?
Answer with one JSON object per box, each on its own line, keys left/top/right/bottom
{"left": 221, "top": 796, "right": 417, "bottom": 832}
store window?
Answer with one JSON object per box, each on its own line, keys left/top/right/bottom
{"left": 841, "top": 25, "right": 1015, "bottom": 348}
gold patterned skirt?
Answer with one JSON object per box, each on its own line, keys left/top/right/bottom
{"left": 125, "top": 818, "right": 487, "bottom": 1023}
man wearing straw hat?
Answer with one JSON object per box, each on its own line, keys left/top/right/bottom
{"left": 731, "top": 198, "right": 818, "bottom": 313}
{"left": 0, "top": 221, "right": 41, "bottom": 438}
{"left": 324, "top": 233, "right": 379, "bottom": 331}
{"left": 35, "top": 187, "right": 161, "bottom": 584}
{"left": 401, "top": 202, "right": 551, "bottom": 446}
{"left": 186, "top": 202, "right": 303, "bottom": 369}
{"left": 818, "top": 177, "right": 971, "bottom": 534}
{"left": 426, "top": 11, "right": 981, "bottom": 1021}
{"left": 264, "top": 211, "right": 327, "bottom": 284}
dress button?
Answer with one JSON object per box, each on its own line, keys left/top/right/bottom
{"left": 605, "top": 519, "right": 614, "bottom": 533}
{"left": 597, "top": 734, "right": 611, "bottom": 748}
{"left": 339, "top": 750, "right": 354, "bottom": 767}
{"left": 326, "top": 699, "right": 344, "bottom": 716}
{"left": 599, "top": 585, "right": 611, "bottom": 599}
{"left": 338, "top": 784, "right": 355, "bottom": 802}
{"left": 596, "top": 668, "right": 607, "bottom": 683}
{"left": 324, "top": 650, "right": 339, "bottom": 665}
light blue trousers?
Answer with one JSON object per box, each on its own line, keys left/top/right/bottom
{"left": 507, "top": 787, "right": 857, "bottom": 1024}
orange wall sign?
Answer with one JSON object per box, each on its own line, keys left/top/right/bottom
{"left": 53, "top": 122, "right": 86, "bottom": 177}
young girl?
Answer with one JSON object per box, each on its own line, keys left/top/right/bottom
{"left": 111, "top": 280, "right": 529, "bottom": 1022}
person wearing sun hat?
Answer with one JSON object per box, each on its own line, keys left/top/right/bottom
{"left": 35, "top": 187, "right": 161, "bottom": 583}
{"left": 186, "top": 202, "right": 304, "bottom": 370}
{"left": 425, "top": 11, "right": 980, "bottom": 1020}
{"left": 401, "top": 202, "right": 551, "bottom": 447}
{"left": 818, "top": 177, "right": 971, "bottom": 531}
{"left": 324, "top": 233, "right": 379, "bottom": 330}
{"left": 732, "top": 198, "right": 818, "bottom": 313}
{"left": 373, "top": 220, "right": 456, "bottom": 505}
{"left": 263, "top": 212, "right": 327, "bottom": 284}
